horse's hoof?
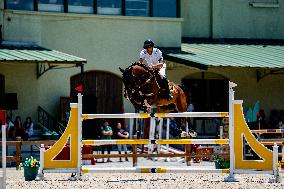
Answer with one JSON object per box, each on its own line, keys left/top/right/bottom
{"left": 188, "top": 131, "right": 197, "bottom": 138}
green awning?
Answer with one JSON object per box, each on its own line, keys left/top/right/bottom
{"left": 0, "top": 42, "right": 87, "bottom": 77}
{"left": 163, "top": 43, "right": 284, "bottom": 70}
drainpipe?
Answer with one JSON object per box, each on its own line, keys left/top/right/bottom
{"left": 209, "top": 0, "right": 213, "bottom": 40}
{"left": 0, "top": 0, "right": 4, "bottom": 44}
{"left": 0, "top": 25, "right": 2, "bottom": 44}
{"left": 80, "top": 63, "right": 84, "bottom": 95}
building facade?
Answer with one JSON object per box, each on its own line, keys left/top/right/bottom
{"left": 0, "top": 0, "right": 283, "bottom": 136}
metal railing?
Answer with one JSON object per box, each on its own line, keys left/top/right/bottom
{"left": 37, "top": 106, "right": 66, "bottom": 135}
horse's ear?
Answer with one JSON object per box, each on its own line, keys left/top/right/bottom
{"left": 119, "top": 67, "right": 125, "bottom": 73}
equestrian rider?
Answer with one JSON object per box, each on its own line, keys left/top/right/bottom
{"left": 139, "top": 39, "right": 173, "bottom": 101}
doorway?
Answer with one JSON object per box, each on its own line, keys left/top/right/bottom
{"left": 70, "top": 71, "right": 123, "bottom": 139}
{"left": 182, "top": 73, "right": 228, "bottom": 137}
{"left": 0, "top": 73, "right": 4, "bottom": 95}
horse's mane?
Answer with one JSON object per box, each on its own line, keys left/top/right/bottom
{"left": 122, "top": 62, "right": 150, "bottom": 84}
{"left": 127, "top": 62, "right": 149, "bottom": 71}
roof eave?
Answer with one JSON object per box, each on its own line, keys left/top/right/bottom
{"left": 164, "top": 54, "right": 208, "bottom": 70}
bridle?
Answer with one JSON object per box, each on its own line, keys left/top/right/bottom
{"left": 124, "top": 63, "right": 160, "bottom": 98}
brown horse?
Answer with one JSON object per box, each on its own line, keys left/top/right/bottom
{"left": 119, "top": 62, "right": 190, "bottom": 113}
{"left": 120, "top": 62, "right": 197, "bottom": 138}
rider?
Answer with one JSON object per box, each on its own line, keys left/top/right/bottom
{"left": 139, "top": 39, "right": 173, "bottom": 101}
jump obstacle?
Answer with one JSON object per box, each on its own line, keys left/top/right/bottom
{"left": 36, "top": 82, "right": 281, "bottom": 182}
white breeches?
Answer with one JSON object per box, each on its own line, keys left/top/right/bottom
{"left": 159, "top": 64, "right": 166, "bottom": 77}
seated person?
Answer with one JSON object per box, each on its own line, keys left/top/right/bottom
{"left": 23, "top": 116, "right": 34, "bottom": 138}
{"left": 6, "top": 116, "right": 15, "bottom": 140}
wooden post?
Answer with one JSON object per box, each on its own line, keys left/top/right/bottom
{"left": 185, "top": 144, "right": 191, "bottom": 166}
{"left": 132, "top": 135, "right": 138, "bottom": 167}
{"left": 15, "top": 137, "right": 21, "bottom": 170}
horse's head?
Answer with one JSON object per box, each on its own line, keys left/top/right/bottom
{"left": 120, "top": 62, "right": 153, "bottom": 87}
{"left": 119, "top": 62, "right": 159, "bottom": 111}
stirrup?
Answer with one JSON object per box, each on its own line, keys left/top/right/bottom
{"left": 167, "top": 93, "right": 173, "bottom": 100}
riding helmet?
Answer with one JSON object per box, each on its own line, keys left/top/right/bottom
{"left": 143, "top": 39, "right": 155, "bottom": 49}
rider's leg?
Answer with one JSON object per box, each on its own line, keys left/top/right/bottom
{"left": 158, "top": 67, "right": 173, "bottom": 100}
{"left": 161, "top": 76, "right": 173, "bottom": 100}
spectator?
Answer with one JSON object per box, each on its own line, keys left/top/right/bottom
{"left": 23, "top": 116, "right": 34, "bottom": 138}
{"left": 14, "top": 116, "right": 28, "bottom": 140}
{"left": 101, "top": 120, "right": 113, "bottom": 162}
{"left": 258, "top": 109, "right": 266, "bottom": 129}
{"left": 115, "top": 122, "right": 129, "bottom": 162}
{"left": 6, "top": 116, "right": 15, "bottom": 140}
{"left": 268, "top": 110, "right": 280, "bottom": 129}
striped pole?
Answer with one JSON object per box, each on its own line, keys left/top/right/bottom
{"left": 251, "top": 129, "right": 284, "bottom": 134}
{"left": 82, "top": 112, "right": 229, "bottom": 120}
{"left": 148, "top": 110, "right": 156, "bottom": 154}
{"left": 82, "top": 166, "right": 229, "bottom": 174}
{"left": 82, "top": 139, "right": 229, "bottom": 145}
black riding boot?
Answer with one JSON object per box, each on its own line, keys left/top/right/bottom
{"left": 162, "top": 77, "right": 173, "bottom": 101}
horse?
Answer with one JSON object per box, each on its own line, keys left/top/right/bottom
{"left": 119, "top": 62, "right": 196, "bottom": 137}
{"left": 119, "top": 62, "right": 190, "bottom": 113}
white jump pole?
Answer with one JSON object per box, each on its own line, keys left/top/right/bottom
{"left": 219, "top": 126, "right": 223, "bottom": 139}
{"left": 2, "top": 119, "right": 6, "bottom": 189}
{"left": 272, "top": 143, "right": 279, "bottom": 182}
{"left": 166, "top": 118, "right": 170, "bottom": 152}
{"left": 225, "top": 81, "right": 237, "bottom": 182}
{"left": 186, "top": 121, "right": 189, "bottom": 137}
{"left": 157, "top": 118, "right": 163, "bottom": 153}
{"left": 129, "top": 119, "right": 134, "bottom": 139}
{"left": 282, "top": 145, "right": 284, "bottom": 161}
{"left": 77, "top": 93, "right": 83, "bottom": 180}
{"left": 148, "top": 107, "right": 156, "bottom": 155}
{"left": 148, "top": 116, "right": 156, "bottom": 155}
{"left": 165, "top": 118, "right": 170, "bottom": 162}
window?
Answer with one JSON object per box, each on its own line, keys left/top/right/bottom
{"left": 38, "top": 0, "right": 64, "bottom": 12}
{"left": 97, "top": 0, "right": 122, "bottom": 15}
{"left": 68, "top": 0, "right": 93, "bottom": 14}
{"left": 125, "top": 0, "right": 149, "bottom": 16}
{"left": 6, "top": 0, "right": 34, "bottom": 11}
{"left": 4, "top": 0, "right": 179, "bottom": 18}
{"left": 153, "top": 0, "right": 177, "bottom": 18}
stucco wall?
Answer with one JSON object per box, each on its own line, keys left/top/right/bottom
{"left": 181, "top": 0, "right": 284, "bottom": 39}
{"left": 167, "top": 62, "right": 284, "bottom": 115}
{"left": 1, "top": 10, "right": 182, "bottom": 118}
{"left": 0, "top": 64, "right": 39, "bottom": 120}
{"left": 181, "top": 0, "right": 211, "bottom": 38}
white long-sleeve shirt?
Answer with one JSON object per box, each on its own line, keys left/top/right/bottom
{"left": 139, "top": 48, "right": 166, "bottom": 76}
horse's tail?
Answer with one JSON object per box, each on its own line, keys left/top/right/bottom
{"left": 178, "top": 84, "right": 191, "bottom": 106}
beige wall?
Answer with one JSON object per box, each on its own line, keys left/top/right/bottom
{"left": 0, "top": 63, "right": 39, "bottom": 120}
{"left": 181, "top": 0, "right": 284, "bottom": 39}
{"left": 181, "top": 0, "right": 211, "bottom": 38}
{"left": 167, "top": 62, "right": 284, "bottom": 115}
{"left": 1, "top": 10, "right": 183, "bottom": 118}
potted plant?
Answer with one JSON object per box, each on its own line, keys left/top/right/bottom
{"left": 20, "top": 156, "right": 40, "bottom": 181}
{"left": 213, "top": 155, "right": 230, "bottom": 169}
